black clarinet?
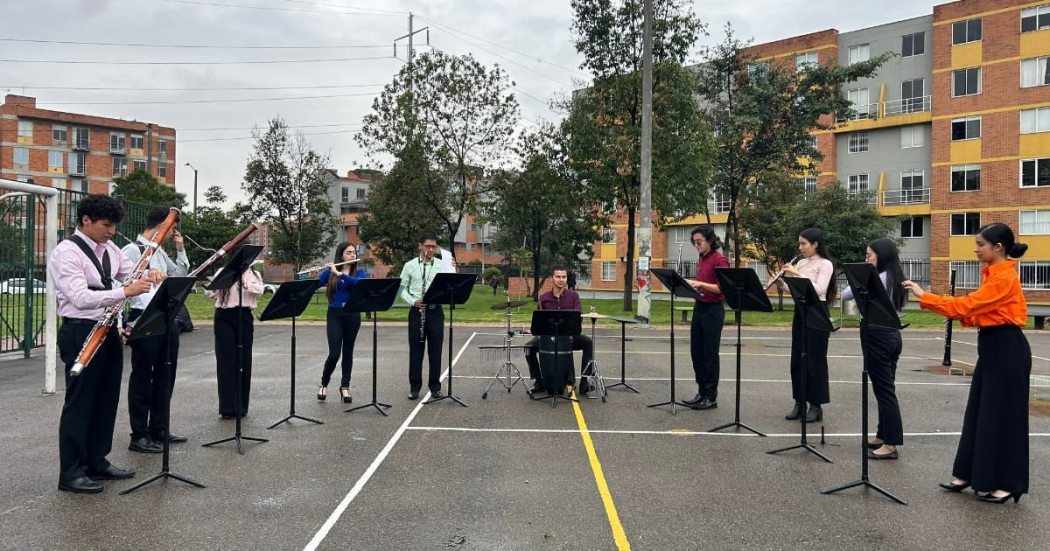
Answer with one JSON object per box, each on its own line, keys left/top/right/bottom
{"left": 419, "top": 257, "right": 428, "bottom": 343}
{"left": 942, "top": 269, "right": 957, "bottom": 366}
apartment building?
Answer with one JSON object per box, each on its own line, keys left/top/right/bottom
{"left": 0, "top": 94, "right": 176, "bottom": 194}
{"left": 591, "top": 0, "right": 1050, "bottom": 301}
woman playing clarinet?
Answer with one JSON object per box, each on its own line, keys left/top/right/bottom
{"left": 206, "top": 256, "right": 265, "bottom": 419}
{"left": 903, "top": 222, "right": 1031, "bottom": 504}
{"left": 314, "top": 242, "right": 367, "bottom": 403}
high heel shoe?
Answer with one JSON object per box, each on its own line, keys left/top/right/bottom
{"left": 978, "top": 492, "right": 1021, "bottom": 504}
{"left": 785, "top": 402, "right": 803, "bottom": 420}
{"left": 317, "top": 385, "right": 327, "bottom": 401}
{"left": 938, "top": 480, "right": 970, "bottom": 492}
{"left": 804, "top": 404, "right": 822, "bottom": 423}
{"left": 340, "top": 386, "right": 352, "bottom": 404}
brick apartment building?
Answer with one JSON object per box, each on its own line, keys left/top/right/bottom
{"left": 0, "top": 95, "right": 176, "bottom": 194}
{"left": 591, "top": 0, "right": 1050, "bottom": 302}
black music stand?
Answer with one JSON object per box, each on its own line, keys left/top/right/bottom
{"left": 259, "top": 279, "right": 322, "bottom": 429}
{"left": 202, "top": 244, "right": 269, "bottom": 455}
{"left": 344, "top": 278, "right": 401, "bottom": 416}
{"left": 529, "top": 310, "right": 582, "bottom": 408}
{"left": 709, "top": 268, "right": 773, "bottom": 436}
{"left": 422, "top": 272, "right": 476, "bottom": 407}
{"left": 767, "top": 276, "right": 834, "bottom": 462}
{"left": 648, "top": 268, "right": 704, "bottom": 415}
{"left": 822, "top": 263, "right": 907, "bottom": 505}
{"left": 120, "top": 276, "right": 205, "bottom": 495}
{"left": 605, "top": 316, "right": 640, "bottom": 393}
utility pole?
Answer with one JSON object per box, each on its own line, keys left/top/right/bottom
{"left": 636, "top": 0, "right": 654, "bottom": 325}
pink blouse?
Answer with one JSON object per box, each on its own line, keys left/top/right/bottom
{"left": 794, "top": 256, "right": 834, "bottom": 302}
{"left": 204, "top": 268, "right": 265, "bottom": 309}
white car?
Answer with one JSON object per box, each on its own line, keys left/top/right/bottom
{"left": 0, "top": 278, "right": 47, "bottom": 294}
{"left": 263, "top": 283, "right": 278, "bottom": 294}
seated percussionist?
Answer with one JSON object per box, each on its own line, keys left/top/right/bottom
{"left": 523, "top": 266, "right": 594, "bottom": 395}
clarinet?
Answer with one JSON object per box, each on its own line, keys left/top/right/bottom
{"left": 419, "top": 256, "right": 428, "bottom": 343}
{"left": 942, "top": 269, "right": 957, "bottom": 366}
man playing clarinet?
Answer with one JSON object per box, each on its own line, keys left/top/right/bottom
{"left": 49, "top": 195, "right": 162, "bottom": 493}
{"left": 400, "top": 233, "right": 443, "bottom": 400}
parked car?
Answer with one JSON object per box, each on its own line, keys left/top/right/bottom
{"left": 0, "top": 278, "right": 47, "bottom": 294}
{"left": 263, "top": 282, "right": 278, "bottom": 294}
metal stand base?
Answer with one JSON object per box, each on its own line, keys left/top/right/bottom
{"left": 822, "top": 478, "right": 907, "bottom": 505}
{"left": 482, "top": 359, "right": 529, "bottom": 399}
{"left": 424, "top": 392, "right": 469, "bottom": 407}
{"left": 267, "top": 414, "right": 323, "bottom": 429}
{"left": 766, "top": 442, "right": 833, "bottom": 463}
{"left": 120, "top": 470, "right": 206, "bottom": 495}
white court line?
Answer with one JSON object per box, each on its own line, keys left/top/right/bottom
{"left": 405, "top": 426, "right": 1050, "bottom": 438}
{"left": 451, "top": 375, "right": 975, "bottom": 386}
{"left": 303, "top": 332, "right": 478, "bottom": 551}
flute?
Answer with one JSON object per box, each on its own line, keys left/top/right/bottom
{"left": 296, "top": 258, "right": 359, "bottom": 276}
{"left": 763, "top": 256, "right": 800, "bottom": 291}
{"left": 71, "top": 208, "right": 181, "bottom": 377}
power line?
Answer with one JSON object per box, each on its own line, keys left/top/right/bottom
{"left": 0, "top": 55, "right": 393, "bottom": 65}
{"left": 427, "top": 33, "right": 572, "bottom": 88}
{"left": 179, "top": 129, "right": 360, "bottom": 143}
{"left": 0, "top": 84, "right": 385, "bottom": 91}
{"left": 36, "top": 92, "right": 379, "bottom": 106}
{"left": 426, "top": 46, "right": 554, "bottom": 111}
{"left": 0, "top": 37, "right": 389, "bottom": 49}
{"left": 156, "top": 0, "right": 405, "bottom": 16}
{"left": 181, "top": 122, "right": 363, "bottom": 131}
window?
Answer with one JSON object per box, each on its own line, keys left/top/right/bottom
{"left": 952, "top": 18, "right": 982, "bottom": 45}
{"left": 157, "top": 164, "right": 167, "bottom": 178}
{"left": 950, "top": 212, "right": 980, "bottom": 236}
{"left": 1021, "top": 5, "right": 1050, "bottom": 33}
{"left": 13, "top": 147, "right": 29, "bottom": 166}
{"left": 901, "top": 78, "right": 925, "bottom": 113}
{"left": 70, "top": 152, "right": 86, "bottom": 175}
{"left": 798, "top": 177, "right": 817, "bottom": 194}
{"left": 950, "top": 260, "right": 982, "bottom": 288}
{"left": 900, "top": 125, "right": 924, "bottom": 148}
{"left": 847, "top": 88, "right": 871, "bottom": 118}
{"left": 130, "top": 135, "right": 144, "bottom": 150}
{"left": 73, "top": 127, "right": 89, "bottom": 149}
{"left": 48, "top": 151, "right": 64, "bottom": 170}
{"left": 709, "top": 192, "right": 731, "bottom": 214}
{"left": 951, "top": 116, "right": 981, "bottom": 140}
{"left": 601, "top": 261, "right": 616, "bottom": 281}
{"left": 73, "top": 179, "right": 88, "bottom": 192}
{"left": 901, "top": 170, "right": 925, "bottom": 203}
{"left": 341, "top": 187, "right": 349, "bottom": 202}
{"left": 902, "top": 31, "right": 925, "bottom": 57}
{"left": 1020, "top": 56, "right": 1050, "bottom": 88}
{"left": 848, "top": 44, "right": 870, "bottom": 65}
{"left": 1021, "top": 107, "right": 1050, "bottom": 134}
{"left": 951, "top": 165, "right": 981, "bottom": 192}
{"left": 158, "top": 140, "right": 167, "bottom": 155}
{"left": 53, "top": 125, "right": 67, "bottom": 143}
{"left": 1020, "top": 210, "right": 1050, "bottom": 234}
{"left": 1020, "top": 261, "right": 1050, "bottom": 290}
{"left": 133, "top": 159, "right": 146, "bottom": 171}
{"left": 795, "top": 52, "right": 817, "bottom": 72}
{"left": 848, "top": 132, "right": 869, "bottom": 153}
{"left": 951, "top": 67, "right": 981, "bottom": 97}
{"left": 848, "top": 174, "right": 870, "bottom": 192}
{"left": 602, "top": 228, "right": 617, "bottom": 244}
{"left": 1021, "top": 158, "right": 1050, "bottom": 187}
{"left": 52, "top": 178, "right": 67, "bottom": 190}
{"left": 807, "top": 135, "right": 818, "bottom": 149}
{"left": 672, "top": 226, "right": 691, "bottom": 244}
{"left": 900, "top": 217, "right": 923, "bottom": 238}
{"left": 112, "top": 157, "right": 128, "bottom": 177}
{"left": 109, "top": 132, "right": 126, "bottom": 152}
{"left": 356, "top": 188, "right": 366, "bottom": 199}
{"left": 747, "top": 61, "right": 769, "bottom": 76}
{"left": 17, "top": 120, "right": 33, "bottom": 139}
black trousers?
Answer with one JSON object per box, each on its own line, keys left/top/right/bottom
{"left": 127, "top": 309, "right": 180, "bottom": 440}
{"left": 524, "top": 334, "right": 593, "bottom": 381}
{"left": 690, "top": 302, "right": 725, "bottom": 400}
{"left": 408, "top": 306, "right": 444, "bottom": 393}
{"left": 789, "top": 308, "right": 831, "bottom": 405}
{"left": 321, "top": 307, "right": 361, "bottom": 388}
{"left": 861, "top": 325, "right": 903, "bottom": 445}
{"left": 214, "top": 307, "right": 254, "bottom": 416}
{"left": 58, "top": 320, "right": 124, "bottom": 482}
{"left": 953, "top": 325, "right": 1031, "bottom": 494}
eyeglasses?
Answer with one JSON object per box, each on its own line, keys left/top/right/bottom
{"left": 422, "top": 244, "right": 437, "bottom": 249}
{"left": 692, "top": 240, "right": 706, "bottom": 245}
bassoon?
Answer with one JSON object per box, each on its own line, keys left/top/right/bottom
{"left": 187, "top": 222, "right": 261, "bottom": 279}
{"left": 70, "top": 208, "right": 181, "bottom": 376}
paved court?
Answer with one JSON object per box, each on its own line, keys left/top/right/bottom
{"left": 1, "top": 320, "right": 1049, "bottom": 550}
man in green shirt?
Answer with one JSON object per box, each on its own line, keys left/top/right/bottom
{"left": 400, "top": 233, "right": 444, "bottom": 400}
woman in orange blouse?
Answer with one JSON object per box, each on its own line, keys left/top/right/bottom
{"left": 902, "top": 222, "right": 1031, "bottom": 504}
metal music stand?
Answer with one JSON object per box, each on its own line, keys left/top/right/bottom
{"left": 120, "top": 276, "right": 205, "bottom": 495}
{"left": 767, "top": 276, "right": 835, "bottom": 463}
{"left": 604, "top": 315, "right": 640, "bottom": 393}
{"left": 529, "top": 309, "right": 582, "bottom": 408}
{"left": 422, "top": 272, "right": 476, "bottom": 407}
{"left": 580, "top": 312, "right": 608, "bottom": 402}
{"left": 648, "top": 268, "right": 704, "bottom": 415}
{"left": 822, "top": 263, "right": 907, "bottom": 505}
{"left": 344, "top": 278, "right": 401, "bottom": 416}
{"left": 709, "top": 268, "right": 773, "bottom": 436}
{"left": 202, "top": 244, "right": 269, "bottom": 455}
{"left": 259, "top": 279, "right": 322, "bottom": 429}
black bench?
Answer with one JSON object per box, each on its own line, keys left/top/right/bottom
{"left": 1029, "top": 306, "right": 1050, "bottom": 329}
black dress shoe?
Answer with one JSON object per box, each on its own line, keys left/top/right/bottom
{"left": 58, "top": 476, "right": 103, "bottom": 494}
{"left": 430, "top": 391, "right": 445, "bottom": 400}
{"left": 530, "top": 381, "right": 545, "bottom": 393}
{"left": 220, "top": 414, "right": 235, "bottom": 420}
{"left": 978, "top": 492, "right": 1021, "bottom": 504}
{"left": 867, "top": 449, "right": 898, "bottom": 460}
{"left": 407, "top": 391, "right": 419, "bottom": 400}
{"left": 804, "top": 404, "right": 823, "bottom": 423}
{"left": 938, "top": 481, "right": 971, "bottom": 492}
{"left": 129, "top": 436, "right": 162, "bottom": 454}
{"left": 867, "top": 441, "right": 883, "bottom": 450}
{"left": 85, "top": 464, "right": 135, "bottom": 480}
{"left": 152, "top": 433, "right": 188, "bottom": 444}
{"left": 578, "top": 380, "right": 591, "bottom": 395}
{"left": 693, "top": 398, "right": 718, "bottom": 410}
{"left": 785, "top": 402, "right": 803, "bottom": 420}
{"left": 683, "top": 393, "right": 703, "bottom": 406}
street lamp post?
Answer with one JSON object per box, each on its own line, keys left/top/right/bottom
{"left": 184, "top": 162, "right": 198, "bottom": 212}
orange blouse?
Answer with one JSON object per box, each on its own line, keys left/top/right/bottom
{"left": 919, "top": 260, "right": 1027, "bottom": 327}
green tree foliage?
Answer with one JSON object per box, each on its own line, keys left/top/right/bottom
{"left": 739, "top": 178, "right": 805, "bottom": 309}
{"left": 697, "top": 25, "right": 892, "bottom": 265}
{"left": 484, "top": 125, "right": 600, "bottom": 300}
{"left": 791, "top": 184, "right": 899, "bottom": 267}
{"left": 564, "top": 0, "right": 714, "bottom": 310}
{"left": 242, "top": 117, "right": 337, "bottom": 273}
{"left": 0, "top": 219, "right": 25, "bottom": 266}
{"left": 179, "top": 186, "right": 252, "bottom": 271}
{"left": 357, "top": 50, "right": 520, "bottom": 261}
{"left": 111, "top": 168, "right": 187, "bottom": 210}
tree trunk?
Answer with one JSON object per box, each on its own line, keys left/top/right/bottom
{"left": 622, "top": 206, "right": 636, "bottom": 312}
{"left": 532, "top": 250, "right": 542, "bottom": 301}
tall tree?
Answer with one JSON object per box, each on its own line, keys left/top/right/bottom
{"left": 242, "top": 117, "right": 337, "bottom": 273}
{"left": 484, "top": 125, "right": 600, "bottom": 300}
{"left": 111, "top": 168, "right": 187, "bottom": 209}
{"left": 565, "top": 0, "right": 714, "bottom": 310}
{"left": 697, "top": 25, "right": 891, "bottom": 266}
{"left": 739, "top": 177, "right": 806, "bottom": 309}
{"left": 790, "top": 184, "right": 899, "bottom": 266}
{"left": 179, "top": 185, "right": 253, "bottom": 270}
{"left": 357, "top": 50, "right": 520, "bottom": 260}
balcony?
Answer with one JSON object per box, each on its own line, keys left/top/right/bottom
{"left": 883, "top": 95, "right": 931, "bottom": 117}
{"left": 882, "top": 187, "right": 930, "bottom": 206}
{"left": 72, "top": 139, "right": 90, "bottom": 151}
{"left": 109, "top": 145, "right": 126, "bottom": 155}
{"left": 69, "top": 165, "right": 87, "bottom": 177}
{"left": 836, "top": 103, "right": 880, "bottom": 124}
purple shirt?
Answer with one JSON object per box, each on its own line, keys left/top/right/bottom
{"left": 695, "top": 250, "right": 728, "bottom": 303}
{"left": 48, "top": 229, "right": 135, "bottom": 320}
{"left": 538, "top": 288, "right": 581, "bottom": 311}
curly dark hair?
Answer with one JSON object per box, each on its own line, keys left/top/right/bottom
{"left": 76, "top": 194, "right": 124, "bottom": 226}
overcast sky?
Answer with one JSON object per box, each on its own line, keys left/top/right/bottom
{"left": 0, "top": 0, "right": 945, "bottom": 207}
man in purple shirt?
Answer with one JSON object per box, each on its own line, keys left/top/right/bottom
{"left": 523, "top": 267, "right": 594, "bottom": 394}
{"left": 48, "top": 195, "right": 159, "bottom": 494}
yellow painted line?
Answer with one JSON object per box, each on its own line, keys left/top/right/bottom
{"left": 571, "top": 391, "right": 631, "bottom": 551}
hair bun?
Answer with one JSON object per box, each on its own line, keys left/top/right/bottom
{"left": 1010, "top": 242, "right": 1028, "bottom": 258}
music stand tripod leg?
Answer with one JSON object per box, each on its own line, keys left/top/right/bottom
{"left": 605, "top": 321, "right": 639, "bottom": 393}
{"left": 709, "top": 301, "right": 766, "bottom": 436}
{"left": 346, "top": 302, "right": 391, "bottom": 416}
{"left": 269, "top": 305, "right": 323, "bottom": 429}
